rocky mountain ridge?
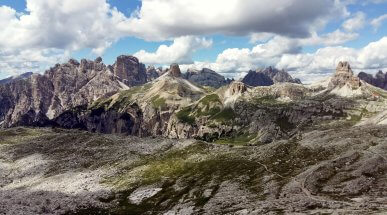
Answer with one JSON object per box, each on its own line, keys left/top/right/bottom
{"left": 0, "top": 72, "right": 34, "bottom": 85}
{"left": 1, "top": 61, "right": 387, "bottom": 214}
{"left": 242, "top": 67, "right": 301, "bottom": 87}
{"left": 358, "top": 70, "right": 387, "bottom": 90}
{"left": 2, "top": 60, "right": 387, "bottom": 144}
{"left": 49, "top": 62, "right": 387, "bottom": 144}
{"left": 183, "top": 68, "right": 233, "bottom": 88}
{"left": 0, "top": 56, "right": 147, "bottom": 127}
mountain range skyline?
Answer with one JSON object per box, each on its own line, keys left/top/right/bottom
{"left": 1, "top": 0, "right": 387, "bottom": 83}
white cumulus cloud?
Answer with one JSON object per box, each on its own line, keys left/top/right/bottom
{"left": 342, "top": 12, "right": 366, "bottom": 32}
{"left": 119, "top": 0, "right": 347, "bottom": 41}
{"left": 180, "top": 37, "right": 387, "bottom": 83}
{"left": 371, "top": 14, "right": 387, "bottom": 31}
{"left": 134, "top": 36, "right": 212, "bottom": 65}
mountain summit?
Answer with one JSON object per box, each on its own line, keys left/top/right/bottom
{"left": 358, "top": 70, "right": 387, "bottom": 90}
{"left": 242, "top": 67, "right": 301, "bottom": 87}
{"left": 329, "top": 61, "right": 361, "bottom": 89}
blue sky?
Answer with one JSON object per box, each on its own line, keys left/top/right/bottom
{"left": 1, "top": 0, "right": 387, "bottom": 82}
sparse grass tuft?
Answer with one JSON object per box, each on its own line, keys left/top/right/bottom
{"left": 211, "top": 108, "right": 235, "bottom": 123}
{"left": 151, "top": 95, "right": 167, "bottom": 109}
{"left": 176, "top": 106, "right": 196, "bottom": 125}
{"left": 215, "top": 133, "right": 258, "bottom": 146}
{"left": 0, "top": 127, "right": 46, "bottom": 145}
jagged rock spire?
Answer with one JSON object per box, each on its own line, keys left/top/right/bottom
{"left": 112, "top": 55, "right": 147, "bottom": 86}
{"left": 168, "top": 63, "right": 182, "bottom": 78}
{"left": 329, "top": 61, "right": 361, "bottom": 89}
{"left": 229, "top": 81, "right": 247, "bottom": 95}
{"left": 335, "top": 61, "right": 354, "bottom": 75}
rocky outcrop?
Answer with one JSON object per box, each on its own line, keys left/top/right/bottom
{"left": 168, "top": 64, "right": 182, "bottom": 78}
{"left": 259, "top": 67, "right": 302, "bottom": 84}
{"left": 0, "top": 56, "right": 148, "bottom": 128}
{"left": 242, "top": 70, "right": 274, "bottom": 87}
{"left": 183, "top": 68, "right": 231, "bottom": 88}
{"left": 358, "top": 70, "right": 387, "bottom": 90}
{"left": 112, "top": 55, "right": 147, "bottom": 86}
{"left": 146, "top": 66, "right": 161, "bottom": 81}
{"left": 228, "top": 81, "right": 248, "bottom": 95}
{"left": 0, "top": 72, "right": 34, "bottom": 85}
{"left": 329, "top": 61, "right": 361, "bottom": 89}
{"left": 242, "top": 67, "right": 301, "bottom": 87}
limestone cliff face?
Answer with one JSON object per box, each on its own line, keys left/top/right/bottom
{"left": 52, "top": 69, "right": 359, "bottom": 144}
{"left": 168, "top": 64, "right": 182, "bottom": 78}
{"left": 0, "top": 56, "right": 147, "bottom": 127}
{"left": 0, "top": 72, "right": 34, "bottom": 85}
{"left": 329, "top": 61, "right": 361, "bottom": 89}
{"left": 112, "top": 55, "right": 147, "bottom": 86}
{"left": 3, "top": 61, "right": 387, "bottom": 144}
{"left": 242, "top": 67, "right": 301, "bottom": 87}
{"left": 258, "top": 67, "right": 301, "bottom": 84}
{"left": 183, "top": 68, "right": 231, "bottom": 88}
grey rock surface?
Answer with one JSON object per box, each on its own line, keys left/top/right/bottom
{"left": 242, "top": 67, "right": 301, "bottom": 87}
{"left": 0, "top": 56, "right": 148, "bottom": 128}
{"left": 358, "top": 70, "right": 387, "bottom": 90}
{"left": 0, "top": 126, "right": 386, "bottom": 214}
{"left": 112, "top": 55, "right": 147, "bottom": 86}
{"left": 0, "top": 72, "right": 34, "bottom": 85}
{"left": 183, "top": 68, "right": 231, "bottom": 88}
{"left": 329, "top": 61, "right": 361, "bottom": 89}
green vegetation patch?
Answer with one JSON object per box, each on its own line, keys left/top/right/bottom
{"left": 103, "top": 143, "right": 268, "bottom": 214}
{"left": 0, "top": 127, "right": 46, "bottom": 145}
{"left": 195, "top": 94, "right": 222, "bottom": 117}
{"left": 210, "top": 107, "right": 235, "bottom": 123}
{"left": 215, "top": 133, "right": 258, "bottom": 146}
{"left": 252, "top": 95, "right": 291, "bottom": 107}
{"left": 199, "top": 94, "right": 221, "bottom": 106}
{"left": 151, "top": 95, "right": 167, "bottom": 109}
{"left": 89, "top": 97, "right": 113, "bottom": 110}
{"left": 101, "top": 139, "right": 336, "bottom": 214}
{"left": 90, "top": 84, "right": 152, "bottom": 111}
{"left": 176, "top": 106, "right": 196, "bottom": 125}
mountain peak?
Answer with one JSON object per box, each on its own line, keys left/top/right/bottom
{"left": 329, "top": 61, "right": 361, "bottom": 89}
{"left": 335, "top": 61, "right": 353, "bottom": 75}
{"left": 183, "top": 68, "right": 231, "bottom": 88}
{"left": 358, "top": 70, "right": 387, "bottom": 90}
{"left": 228, "top": 81, "right": 248, "bottom": 95}
{"left": 242, "top": 67, "right": 301, "bottom": 87}
{"left": 113, "top": 55, "right": 147, "bottom": 86}
{"left": 168, "top": 63, "right": 182, "bottom": 78}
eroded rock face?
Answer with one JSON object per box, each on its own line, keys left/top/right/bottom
{"left": 183, "top": 68, "right": 231, "bottom": 88}
{"left": 358, "top": 70, "right": 387, "bottom": 90}
{"left": 0, "top": 72, "right": 34, "bottom": 85}
{"left": 329, "top": 61, "right": 361, "bottom": 89}
{"left": 242, "top": 70, "right": 274, "bottom": 87}
{"left": 259, "top": 67, "right": 302, "bottom": 84}
{"left": 113, "top": 55, "right": 147, "bottom": 86}
{"left": 0, "top": 57, "right": 135, "bottom": 128}
{"left": 242, "top": 67, "right": 301, "bottom": 87}
{"left": 146, "top": 66, "right": 161, "bottom": 82}
{"left": 168, "top": 63, "right": 182, "bottom": 78}
{"left": 228, "top": 81, "right": 248, "bottom": 95}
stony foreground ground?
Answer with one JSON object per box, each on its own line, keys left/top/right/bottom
{"left": 0, "top": 127, "right": 386, "bottom": 215}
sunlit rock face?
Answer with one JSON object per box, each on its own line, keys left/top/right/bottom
{"left": 168, "top": 63, "right": 182, "bottom": 78}
{"left": 183, "top": 68, "right": 231, "bottom": 88}
{"left": 0, "top": 56, "right": 145, "bottom": 128}
{"left": 329, "top": 61, "right": 361, "bottom": 89}
{"left": 112, "top": 55, "right": 147, "bottom": 86}
{"left": 242, "top": 67, "right": 301, "bottom": 87}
